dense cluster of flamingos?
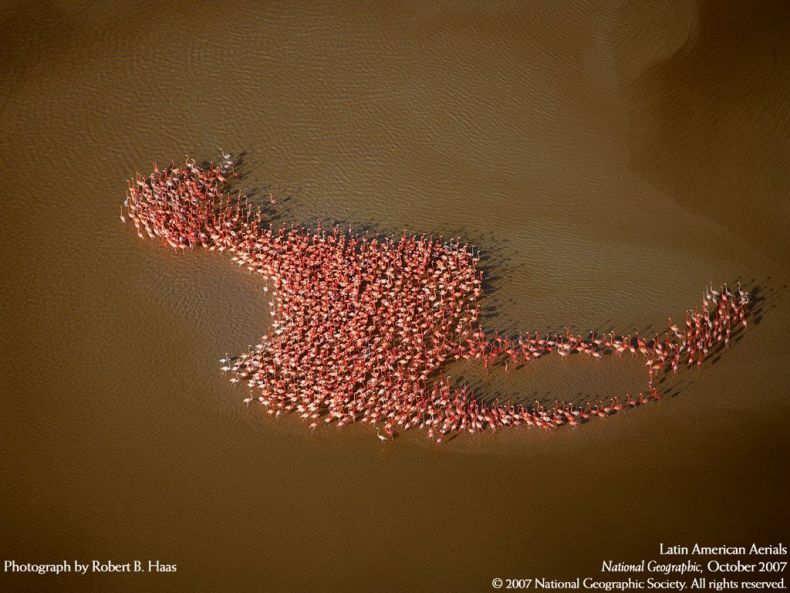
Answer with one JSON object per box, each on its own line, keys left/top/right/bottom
{"left": 121, "top": 156, "right": 750, "bottom": 442}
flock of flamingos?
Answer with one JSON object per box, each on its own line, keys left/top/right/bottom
{"left": 121, "top": 155, "right": 750, "bottom": 443}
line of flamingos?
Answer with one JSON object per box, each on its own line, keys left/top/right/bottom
{"left": 121, "top": 156, "right": 749, "bottom": 442}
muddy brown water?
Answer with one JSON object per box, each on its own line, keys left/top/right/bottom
{"left": 2, "top": 2, "right": 788, "bottom": 592}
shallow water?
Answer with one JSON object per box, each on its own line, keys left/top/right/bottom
{"left": 2, "top": 1, "right": 788, "bottom": 592}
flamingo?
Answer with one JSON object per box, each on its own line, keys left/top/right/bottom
{"left": 122, "top": 157, "right": 749, "bottom": 442}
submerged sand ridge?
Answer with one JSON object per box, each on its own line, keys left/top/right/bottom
{"left": 123, "top": 157, "right": 750, "bottom": 442}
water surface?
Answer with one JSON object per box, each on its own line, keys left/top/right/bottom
{"left": 2, "top": 2, "right": 788, "bottom": 592}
